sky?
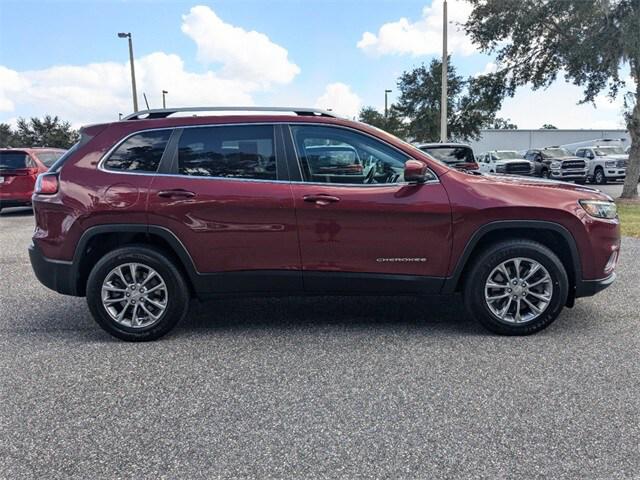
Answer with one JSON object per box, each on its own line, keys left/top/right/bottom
{"left": 0, "top": 0, "right": 633, "bottom": 130}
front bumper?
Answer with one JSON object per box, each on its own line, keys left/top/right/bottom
{"left": 551, "top": 168, "right": 588, "bottom": 180}
{"left": 575, "top": 272, "right": 616, "bottom": 298}
{"left": 28, "top": 243, "right": 78, "bottom": 296}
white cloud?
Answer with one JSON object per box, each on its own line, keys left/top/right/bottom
{"left": 0, "top": 6, "right": 298, "bottom": 126}
{"left": 499, "top": 80, "right": 629, "bottom": 129}
{"left": 314, "top": 83, "right": 362, "bottom": 119}
{"left": 181, "top": 5, "right": 300, "bottom": 87}
{"left": 357, "top": 0, "right": 475, "bottom": 57}
{"left": 475, "top": 61, "right": 497, "bottom": 77}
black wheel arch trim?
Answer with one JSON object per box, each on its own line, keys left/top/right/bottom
{"left": 441, "top": 220, "right": 583, "bottom": 295}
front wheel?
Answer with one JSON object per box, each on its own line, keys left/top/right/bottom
{"left": 463, "top": 240, "right": 568, "bottom": 335}
{"left": 86, "top": 245, "right": 190, "bottom": 341}
{"left": 541, "top": 169, "right": 549, "bottom": 179}
{"left": 594, "top": 167, "right": 606, "bottom": 185}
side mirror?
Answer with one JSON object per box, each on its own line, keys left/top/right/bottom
{"left": 404, "top": 159, "right": 429, "bottom": 183}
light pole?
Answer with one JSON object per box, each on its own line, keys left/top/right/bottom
{"left": 162, "top": 90, "right": 168, "bottom": 109}
{"left": 118, "top": 32, "right": 139, "bottom": 113}
{"left": 384, "top": 89, "right": 392, "bottom": 117}
{"left": 440, "top": 0, "right": 448, "bottom": 142}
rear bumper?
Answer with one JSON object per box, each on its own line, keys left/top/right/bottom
{"left": 0, "top": 199, "right": 32, "bottom": 209}
{"left": 575, "top": 272, "right": 616, "bottom": 298}
{"left": 28, "top": 243, "right": 78, "bottom": 296}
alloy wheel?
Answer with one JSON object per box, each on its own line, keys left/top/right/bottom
{"left": 484, "top": 257, "right": 553, "bottom": 324}
{"left": 101, "top": 263, "right": 168, "bottom": 328}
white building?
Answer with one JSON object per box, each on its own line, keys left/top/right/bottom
{"left": 467, "top": 129, "right": 630, "bottom": 154}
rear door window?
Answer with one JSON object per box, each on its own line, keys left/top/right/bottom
{"left": 0, "top": 152, "right": 30, "bottom": 170}
{"left": 103, "top": 130, "right": 172, "bottom": 172}
{"left": 177, "top": 125, "right": 277, "bottom": 180}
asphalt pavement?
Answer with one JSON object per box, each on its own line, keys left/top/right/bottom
{"left": 1, "top": 207, "right": 639, "bottom": 479}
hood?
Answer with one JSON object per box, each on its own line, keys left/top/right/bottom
{"left": 604, "top": 154, "right": 628, "bottom": 161}
{"left": 453, "top": 169, "right": 612, "bottom": 200}
{"left": 550, "top": 155, "right": 581, "bottom": 162}
{"left": 494, "top": 159, "right": 530, "bottom": 165}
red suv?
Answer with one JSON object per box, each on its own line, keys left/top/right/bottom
{"left": 0, "top": 147, "right": 65, "bottom": 212}
{"left": 28, "top": 107, "right": 620, "bottom": 341}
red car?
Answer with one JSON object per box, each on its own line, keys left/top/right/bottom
{"left": 28, "top": 107, "right": 620, "bottom": 341}
{"left": 0, "top": 147, "right": 66, "bottom": 212}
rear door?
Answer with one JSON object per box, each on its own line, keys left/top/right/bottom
{"left": 0, "top": 151, "right": 39, "bottom": 202}
{"left": 147, "top": 123, "right": 302, "bottom": 294}
{"left": 285, "top": 123, "right": 452, "bottom": 294}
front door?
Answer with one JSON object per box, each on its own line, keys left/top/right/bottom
{"left": 147, "top": 123, "right": 302, "bottom": 294}
{"left": 286, "top": 124, "right": 452, "bottom": 294}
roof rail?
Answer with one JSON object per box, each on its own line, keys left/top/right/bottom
{"left": 122, "top": 106, "right": 338, "bottom": 121}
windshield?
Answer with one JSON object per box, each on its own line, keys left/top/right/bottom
{"left": 594, "top": 146, "right": 625, "bottom": 156}
{"left": 0, "top": 152, "right": 29, "bottom": 170}
{"left": 493, "top": 151, "right": 521, "bottom": 160}
{"left": 543, "top": 148, "right": 571, "bottom": 158}
{"left": 421, "top": 146, "right": 475, "bottom": 165}
{"left": 35, "top": 151, "right": 65, "bottom": 167}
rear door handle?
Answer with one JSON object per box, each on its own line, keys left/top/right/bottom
{"left": 157, "top": 189, "right": 196, "bottom": 199}
{"left": 303, "top": 194, "right": 341, "bottom": 206}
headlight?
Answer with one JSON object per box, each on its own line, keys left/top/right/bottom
{"left": 605, "top": 160, "right": 616, "bottom": 168}
{"left": 579, "top": 200, "right": 617, "bottom": 219}
{"left": 550, "top": 161, "right": 562, "bottom": 169}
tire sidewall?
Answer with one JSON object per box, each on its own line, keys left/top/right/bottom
{"left": 465, "top": 242, "right": 568, "bottom": 335}
{"left": 86, "top": 247, "right": 189, "bottom": 341}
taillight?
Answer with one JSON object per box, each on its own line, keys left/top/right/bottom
{"left": 34, "top": 173, "right": 59, "bottom": 195}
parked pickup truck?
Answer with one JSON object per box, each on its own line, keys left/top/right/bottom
{"left": 574, "top": 146, "right": 627, "bottom": 185}
{"left": 477, "top": 150, "right": 534, "bottom": 176}
{"left": 524, "top": 147, "right": 588, "bottom": 183}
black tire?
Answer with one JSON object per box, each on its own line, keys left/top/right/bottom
{"left": 462, "top": 239, "right": 568, "bottom": 335}
{"left": 594, "top": 167, "right": 606, "bottom": 185}
{"left": 541, "top": 169, "right": 549, "bottom": 179}
{"left": 86, "top": 245, "right": 190, "bottom": 341}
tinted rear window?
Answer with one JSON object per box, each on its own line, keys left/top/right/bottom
{"left": 177, "top": 125, "right": 276, "bottom": 180}
{"left": 0, "top": 152, "right": 29, "bottom": 170}
{"left": 421, "top": 146, "right": 475, "bottom": 165}
{"left": 103, "top": 130, "right": 172, "bottom": 172}
{"left": 35, "top": 151, "right": 64, "bottom": 167}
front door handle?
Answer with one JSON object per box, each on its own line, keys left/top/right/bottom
{"left": 158, "top": 189, "right": 196, "bottom": 199}
{"left": 303, "top": 194, "right": 340, "bottom": 206}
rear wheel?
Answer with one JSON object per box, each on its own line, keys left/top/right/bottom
{"left": 594, "top": 167, "right": 606, "bottom": 185}
{"left": 86, "top": 245, "right": 190, "bottom": 341}
{"left": 463, "top": 240, "right": 568, "bottom": 335}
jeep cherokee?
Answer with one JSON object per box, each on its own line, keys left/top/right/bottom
{"left": 29, "top": 107, "right": 620, "bottom": 341}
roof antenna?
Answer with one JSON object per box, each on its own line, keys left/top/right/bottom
{"left": 142, "top": 93, "right": 150, "bottom": 110}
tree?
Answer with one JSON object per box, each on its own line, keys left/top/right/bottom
{"left": 491, "top": 117, "right": 518, "bottom": 129}
{"left": 395, "top": 57, "right": 508, "bottom": 142}
{"left": 464, "top": 0, "right": 640, "bottom": 199}
{"left": 541, "top": 124, "right": 558, "bottom": 129}
{"left": 14, "top": 115, "right": 79, "bottom": 149}
{"left": 0, "top": 123, "right": 16, "bottom": 147}
{"left": 358, "top": 105, "right": 407, "bottom": 138}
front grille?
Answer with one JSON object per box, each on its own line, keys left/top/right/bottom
{"left": 616, "top": 159, "right": 627, "bottom": 168}
{"left": 505, "top": 162, "right": 531, "bottom": 174}
{"left": 562, "top": 160, "right": 586, "bottom": 169}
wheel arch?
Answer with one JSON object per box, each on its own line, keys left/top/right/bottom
{"left": 442, "top": 221, "right": 582, "bottom": 300}
{"left": 71, "top": 224, "right": 199, "bottom": 296}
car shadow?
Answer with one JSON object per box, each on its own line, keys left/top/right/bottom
{"left": 171, "top": 294, "right": 484, "bottom": 338}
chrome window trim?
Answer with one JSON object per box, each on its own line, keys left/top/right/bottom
{"left": 97, "top": 121, "right": 440, "bottom": 186}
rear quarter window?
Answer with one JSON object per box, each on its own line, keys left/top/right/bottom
{"left": 34, "top": 151, "right": 65, "bottom": 168}
{"left": 103, "top": 130, "right": 172, "bottom": 172}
